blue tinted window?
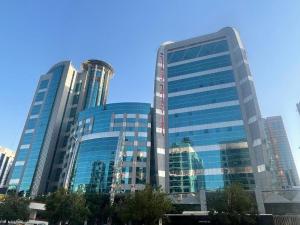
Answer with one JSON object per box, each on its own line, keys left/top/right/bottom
{"left": 22, "top": 133, "right": 33, "bottom": 145}
{"left": 197, "top": 149, "right": 251, "bottom": 169}
{"left": 96, "top": 70, "right": 102, "bottom": 77}
{"left": 66, "top": 122, "right": 73, "bottom": 132}
{"left": 85, "top": 70, "right": 101, "bottom": 109}
{"left": 168, "top": 55, "right": 231, "bottom": 78}
{"left": 35, "top": 92, "right": 46, "bottom": 102}
{"left": 168, "top": 40, "right": 229, "bottom": 64}
{"left": 72, "top": 95, "right": 79, "bottom": 105}
{"left": 31, "top": 105, "right": 42, "bottom": 115}
{"left": 39, "top": 80, "right": 49, "bottom": 89}
{"left": 16, "top": 149, "right": 29, "bottom": 161}
{"left": 26, "top": 118, "right": 37, "bottom": 129}
{"left": 168, "top": 70, "right": 235, "bottom": 93}
{"left": 126, "top": 118, "right": 137, "bottom": 123}
{"left": 168, "top": 87, "right": 238, "bottom": 110}
{"left": 69, "top": 107, "right": 77, "bottom": 118}
{"left": 72, "top": 137, "right": 118, "bottom": 193}
{"left": 11, "top": 165, "right": 24, "bottom": 179}
{"left": 74, "top": 82, "right": 82, "bottom": 92}
{"left": 168, "top": 125, "right": 246, "bottom": 147}
{"left": 168, "top": 106, "right": 242, "bottom": 128}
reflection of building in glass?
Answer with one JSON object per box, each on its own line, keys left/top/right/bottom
{"left": 7, "top": 59, "right": 114, "bottom": 196}
{"left": 153, "top": 27, "right": 271, "bottom": 213}
{"left": 7, "top": 58, "right": 151, "bottom": 197}
{"left": 169, "top": 140, "right": 204, "bottom": 193}
{"left": 7, "top": 28, "right": 294, "bottom": 213}
{"left": 69, "top": 103, "right": 151, "bottom": 195}
{"left": 264, "top": 116, "right": 299, "bottom": 188}
{"left": 88, "top": 161, "right": 106, "bottom": 193}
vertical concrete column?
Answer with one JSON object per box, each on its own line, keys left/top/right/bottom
{"left": 200, "top": 190, "right": 207, "bottom": 211}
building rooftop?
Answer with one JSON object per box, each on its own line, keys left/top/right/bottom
{"left": 82, "top": 59, "right": 114, "bottom": 73}
{"left": 0, "top": 146, "right": 15, "bottom": 158}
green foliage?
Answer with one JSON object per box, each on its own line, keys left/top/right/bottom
{"left": 33, "top": 194, "right": 48, "bottom": 203}
{"left": 114, "top": 185, "right": 173, "bottom": 225}
{"left": 85, "top": 193, "right": 111, "bottom": 225}
{"left": 45, "top": 188, "right": 89, "bottom": 225}
{"left": 110, "top": 194, "right": 126, "bottom": 225}
{"left": 171, "top": 204, "right": 201, "bottom": 214}
{"left": 208, "top": 183, "right": 257, "bottom": 225}
{"left": 0, "top": 195, "right": 30, "bottom": 223}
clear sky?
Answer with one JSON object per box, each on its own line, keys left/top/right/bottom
{"left": 0, "top": 0, "right": 299, "bottom": 174}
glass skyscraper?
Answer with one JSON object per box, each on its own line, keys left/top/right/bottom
{"left": 8, "top": 27, "right": 299, "bottom": 214}
{"left": 47, "top": 60, "right": 114, "bottom": 192}
{"left": 264, "top": 116, "right": 299, "bottom": 188}
{"left": 153, "top": 27, "right": 271, "bottom": 212}
{"left": 8, "top": 61, "right": 77, "bottom": 196}
{"left": 7, "top": 60, "right": 115, "bottom": 196}
{"left": 7, "top": 59, "right": 151, "bottom": 197}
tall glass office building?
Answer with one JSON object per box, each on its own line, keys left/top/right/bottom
{"left": 8, "top": 61, "right": 77, "bottom": 196}
{"left": 7, "top": 57, "right": 152, "bottom": 197}
{"left": 7, "top": 59, "right": 115, "bottom": 196}
{"left": 153, "top": 27, "right": 271, "bottom": 212}
{"left": 47, "top": 60, "right": 114, "bottom": 192}
{"left": 264, "top": 116, "right": 299, "bottom": 188}
{"left": 9, "top": 28, "right": 295, "bottom": 213}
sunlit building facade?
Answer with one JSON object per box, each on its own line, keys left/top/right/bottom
{"left": 7, "top": 28, "right": 292, "bottom": 214}
{"left": 69, "top": 103, "right": 151, "bottom": 194}
{"left": 7, "top": 58, "right": 152, "bottom": 197}
{"left": 8, "top": 61, "right": 77, "bottom": 196}
{"left": 264, "top": 116, "right": 299, "bottom": 188}
{"left": 153, "top": 27, "right": 271, "bottom": 212}
{"left": 0, "top": 146, "right": 15, "bottom": 188}
{"left": 47, "top": 60, "right": 114, "bottom": 192}
{"left": 7, "top": 59, "right": 115, "bottom": 196}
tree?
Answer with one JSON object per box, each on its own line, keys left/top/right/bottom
{"left": 45, "top": 188, "right": 90, "bottom": 225}
{"left": 0, "top": 195, "right": 30, "bottom": 224}
{"left": 85, "top": 193, "right": 111, "bottom": 225}
{"left": 115, "top": 185, "right": 173, "bottom": 225}
{"left": 69, "top": 192, "right": 90, "bottom": 225}
{"left": 208, "top": 183, "right": 257, "bottom": 225}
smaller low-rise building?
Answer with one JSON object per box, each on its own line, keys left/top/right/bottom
{"left": 0, "top": 146, "right": 15, "bottom": 189}
{"left": 65, "top": 102, "right": 152, "bottom": 195}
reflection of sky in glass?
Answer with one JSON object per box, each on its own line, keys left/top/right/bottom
{"left": 167, "top": 39, "right": 255, "bottom": 192}
{"left": 72, "top": 103, "right": 151, "bottom": 193}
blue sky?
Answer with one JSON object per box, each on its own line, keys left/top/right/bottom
{"left": 0, "top": 0, "right": 299, "bottom": 174}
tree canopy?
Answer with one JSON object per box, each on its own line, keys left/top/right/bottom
{"left": 45, "top": 188, "right": 89, "bottom": 225}
{"left": 208, "top": 183, "right": 257, "bottom": 225}
{"left": 84, "top": 192, "right": 111, "bottom": 225}
{"left": 0, "top": 195, "right": 30, "bottom": 224}
{"left": 115, "top": 185, "right": 173, "bottom": 225}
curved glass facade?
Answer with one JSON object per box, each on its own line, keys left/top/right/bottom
{"left": 71, "top": 103, "right": 151, "bottom": 194}
{"left": 83, "top": 60, "right": 114, "bottom": 109}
